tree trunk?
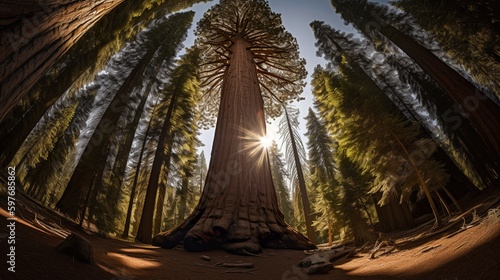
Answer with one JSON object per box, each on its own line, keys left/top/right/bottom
{"left": 177, "top": 176, "right": 189, "bottom": 223}
{"left": 122, "top": 113, "right": 153, "bottom": 238}
{"left": 327, "top": 218, "right": 333, "bottom": 246}
{"left": 382, "top": 24, "right": 500, "bottom": 158}
{"left": 152, "top": 37, "right": 315, "bottom": 254}
{"left": 153, "top": 181, "right": 167, "bottom": 236}
{"left": 391, "top": 131, "right": 441, "bottom": 227}
{"left": 153, "top": 150, "right": 173, "bottom": 236}
{"left": 442, "top": 186, "right": 464, "bottom": 213}
{"left": 372, "top": 193, "right": 415, "bottom": 232}
{"left": 56, "top": 47, "right": 157, "bottom": 221}
{"left": 436, "top": 191, "right": 452, "bottom": 218}
{"left": 284, "top": 107, "right": 317, "bottom": 244}
{"left": 0, "top": 0, "right": 123, "bottom": 124}
{"left": 136, "top": 83, "right": 179, "bottom": 244}
{"left": 349, "top": 206, "right": 376, "bottom": 246}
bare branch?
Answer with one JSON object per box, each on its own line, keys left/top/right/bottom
{"left": 257, "top": 69, "right": 296, "bottom": 84}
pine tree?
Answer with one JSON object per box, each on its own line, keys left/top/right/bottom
{"left": 268, "top": 141, "right": 295, "bottom": 228}
{"left": 193, "top": 151, "right": 208, "bottom": 194}
{"left": 136, "top": 48, "right": 201, "bottom": 243}
{"left": 393, "top": 0, "right": 500, "bottom": 100}
{"left": 330, "top": 0, "right": 500, "bottom": 159}
{"left": 56, "top": 11, "right": 194, "bottom": 221}
{"left": 311, "top": 63, "right": 449, "bottom": 228}
{"left": 152, "top": 0, "right": 314, "bottom": 254}
{"left": 305, "top": 108, "right": 340, "bottom": 244}
{"left": 279, "top": 106, "right": 317, "bottom": 243}
{"left": 310, "top": 20, "right": 497, "bottom": 189}
{"left": 0, "top": 1, "right": 210, "bottom": 170}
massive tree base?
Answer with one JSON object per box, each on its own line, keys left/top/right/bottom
{"left": 152, "top": 207, "right": 316, "bottom": 255}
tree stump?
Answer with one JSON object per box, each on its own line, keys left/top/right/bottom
{"left": 56, "top": 233, "right": 95, "bottom": 264}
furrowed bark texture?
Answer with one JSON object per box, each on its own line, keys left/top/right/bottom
{"left": 381, "top": 25, "right": 500, "bottom": 159}
{"left": 0, "top": 0, "right": 123, "bottom": 124}
{"left": 153, "top": 37, "right": 315, "bottom": 254}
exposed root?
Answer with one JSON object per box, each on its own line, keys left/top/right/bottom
{"left": 369, "top": 233, "right": 396, "bottom": 259}
{"left": 153, "top": 207, "right": 316, "bottom": 255}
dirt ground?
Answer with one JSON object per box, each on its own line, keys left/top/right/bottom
{"left": 1, "top": 192, "right": 499, "bottom": 280}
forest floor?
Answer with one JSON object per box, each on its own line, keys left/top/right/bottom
{"left": 1, "top": 189, "right": 499, "bottom": 280}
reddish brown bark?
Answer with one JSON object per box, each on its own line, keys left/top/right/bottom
{"left": 0, "top": 0, "right": 123, "bottom": 124}
{"left": 382, "top": 25, "right": 500, "bottom": 158}
{"left": 153, "top": 37, "right": 315, "bottom": 254}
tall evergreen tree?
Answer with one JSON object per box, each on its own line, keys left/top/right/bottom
{"left": 268, "top": 141, "right": 295, "bottom": 228}
{"left": 312, "top": 63, "right": 449, "bottom": 227}
{"left": 305, "top": 108, "right": 340, "bottom": 244}
{"left": 0, "top": 1, "right": 210, "bottom": 171}
{"left": 56, "top": 11, "right": 194, "bottom": 221}
{"left": 193, "top": 151, "right": 208, "bottom": 194}
{"left": 330, "top": 0, "right": 500, "bottom": 160}
{"left": 393, "top": 0, "right": 500, "bottom": 100}
{"left": 136, "top": 48, "right": 201, "bottom": 243}
{"left": 279, "top": 106, "right": 317, "bottom": 243}
{"left": 153, "top": 0, "right": 314, "bottom": 254}
{"left": 310, "top": 20, "right": 498, "bottom": 188}
{"left": 0, "top": 0, "right": 124, "bottom": 124}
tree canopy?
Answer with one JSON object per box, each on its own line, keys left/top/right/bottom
{"left": 195, "top": 0, "right": 307, "bottom": 126}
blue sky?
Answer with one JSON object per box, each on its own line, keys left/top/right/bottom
{"left": 180, "top": 0, "right": 385, "bottom": 161}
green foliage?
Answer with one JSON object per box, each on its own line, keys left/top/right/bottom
{"left": 311, "top": 19, "right": 493, "bottom": 189}
{"left": 311, "top": 63, "right": 449, "bottom": 206}
{"left": 268, "top": 141, "right": 295, "bottom": 226}
{"left": 393, "top": 0, "right": 500, "bottom": 101}
{"left": 305, "top": 108, "right": 341, "bottom": 241}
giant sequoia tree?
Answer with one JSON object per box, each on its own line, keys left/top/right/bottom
{"left": 152, "top": 0, "right": 314, "bottom": 254}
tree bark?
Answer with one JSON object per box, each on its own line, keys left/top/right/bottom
{"left": 0, "top": 0, "right": 123, "bottom": 124}
{"left": 382, "top": 24, "right": 500, "bottom": 159}
{"left": 56, "top": 47, "right": 157, "bottom": 221}
{"left": 136, "top": 81, "right": 179, "bottom": 244}
{"left": 152, "top": 37, "right": 315, "bottom": 254}
{"left": 372, "top": 193, "right": 415, "bottom": 232}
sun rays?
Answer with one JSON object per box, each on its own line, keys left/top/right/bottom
{"left": 238, "top": 126, "right": 276, "bottom": 170}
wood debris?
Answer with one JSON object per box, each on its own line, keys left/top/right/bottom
{"left": 298, "top": 246, "right": 354, "bottom": 274}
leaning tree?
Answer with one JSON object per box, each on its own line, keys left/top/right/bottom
{"left": 152, "top": 0, "right": 315, "bottom": 255}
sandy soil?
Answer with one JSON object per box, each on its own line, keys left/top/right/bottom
{"left": 1, "top": 193, "right": 499, "bottom": 280}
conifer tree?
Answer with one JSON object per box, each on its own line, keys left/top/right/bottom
{"left": 136, "top": 47, "right": 201, "bottom": 243}
{"left": 0, "top": 1, "right": 210, "bottom": 170}
{"left": 330, "top": 0, "right": 500, "bottom": 159}
{"left": 393, "top": 0, "right": 500, "bottom": 100}
{"left": 305, "top": 108, "right": 340, "bottom": 244}
{"left": 56, "top": 11, "right": 194, "bottom": 221}
{"left": 279, "top": 106, "right": 317, "bottom": 243}
{"left": 311, "top": 63, "right": 449, "bottom": 228}
{"left": 310, "top": 20, "right": 498, "bottom": 189}
{"left": 268, "top": 141, "right": 295, "bottom": 228}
